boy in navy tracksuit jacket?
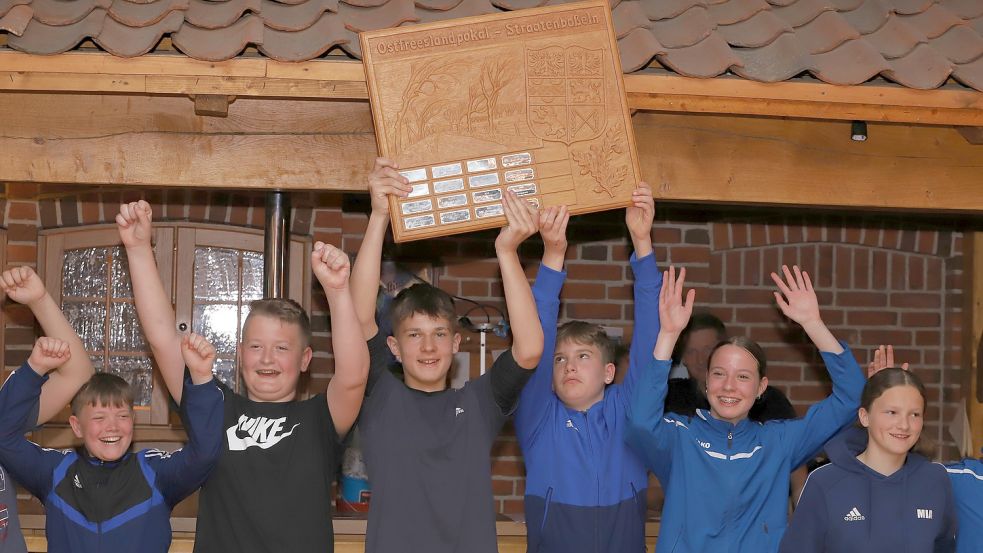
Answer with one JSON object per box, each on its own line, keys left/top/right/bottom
{"left": 945, "top": 456, "right": 982, "bottom": 553}
{"left": 0, "top": 335, "right": 223, "bottom": 553}
{"left": 782, "top": 426, "right": 956, "bottom": 553}
{"left": 515, "top": 186, "right": 661, "bottom": 553}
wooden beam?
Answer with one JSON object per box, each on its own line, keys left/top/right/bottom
{"left": 1, "top": 51, "right": 982, "bottom": 125}
{"left": 637, "top": 112, "right": 983, "bottom": 212}
{"left": 2, "top": 93, "right": 982, "bottom": 211}
{"left": 966, "top": 232, "right": 983, "bottom": 454}
{"left": 193, "top": 95, "right": 234, "bottom": 118}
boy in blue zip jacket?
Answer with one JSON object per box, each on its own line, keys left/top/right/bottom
{"left": 0, "top": 333, "right": 223, "bottom": 553}
{"left": 626, "top": 265, "right": 866, "bottom": 553}
{"left": 515, "top": 184, "right": 661, "bottom": 553}
{"left": 946, "top": 455, "right": 982, "bottom": 553}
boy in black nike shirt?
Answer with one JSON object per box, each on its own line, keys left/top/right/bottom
{"left": 349, "top": 158, "right": 544, "bottom": 553}
{"left": 118, "top": 201, "right": 369, "bottom": 553}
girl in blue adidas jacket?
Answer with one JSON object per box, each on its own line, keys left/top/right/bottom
{"left": 626, "top": 265, "right": 866, "bottom": 553}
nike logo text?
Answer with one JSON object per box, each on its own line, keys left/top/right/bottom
{"left": 227, "top": 415, "right": 300, "bottom": 451}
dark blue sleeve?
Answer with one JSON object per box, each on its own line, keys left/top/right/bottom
{"left": 779, "top": 471, "right": 828, "bottom": 553}
{"left": 625, "top": 357, "right": 676, "bottom": 481}
{"left": 150, "top": 374, "right": 224, "bottom": 506}
{"left": 620, "top": 252, "right": 662, "bottom": 404}
{"left": 0, "top": 364, "right": 67, "bottom": 499}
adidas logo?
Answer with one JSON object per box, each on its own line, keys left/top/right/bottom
{"left": 843, "top": 507, "right": 865, "bottom": 521}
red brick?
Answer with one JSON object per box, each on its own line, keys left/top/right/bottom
{"left": 749, "top": 224, "right": 766, "bottom": 247}
{"left": 788, "top": 384, "right": 831, "bottom": 402}
{"left": 654, "top": 227, "right": 681, "bottom": 245}
{"left": 490, "top": 459, "right": 525, "bottom": 477}
{"left": 606, "top": 284, "right": 632, "bottom": 300}
{"left": 871, "top": 250, "right": 888, "bottom": 289}
{"left": 838, "top": 291, "right": 888, "bottom": 307}
{"left": 6, "top": 183, "right": 38, "bottom": 199}
{"left": 901, "top": 312, "right": 940, "bottom": 327}
{"left": 709, "top": 253, "right": 724, "bottom": 285}
{"left": 916, "top": 230, "right": 937, "bottom": 255}
{"left": 844, "top": 227, "right": 861, "bottom": 245}
{"left": 560, "top": 282, "right": 605, "bottom": 301}
{"left": 805, "top": 223, "right": 823, "bottom": 243}
{"left": 731, "top": 223, "right": 748, "bottom": 248}
{"left": 712, "top": 222, "right": 730, "bottom": 251}
{"left": 567, "top": 302, "right": 621, "bottom": 320}
{"left": 39, "top": 200, "right": 57, "bottom": 228}
{"left": 668, "top": 245, "right": 709, "bottom": 264}
{"left": 765, "top": 364, "right": 802, "bottom": 382}
{"left": 7, "top": 223, "right": 37, "bottom": 242}
{"left": 908, "top": 256, "right": 925, "bottom": 290}
{"left": 7, "top": 201, "right": 37, "bottom": 221}
{"left": 914, "top": 330, "right": 940, "bottom": 345}
{"left": 500, "top": 499, "right": 524, "bottom": 514}
{"left": 743, "top": 249, "right": 761, "bottom": 286}
{"left": 567, "top": 263, "right": 622, "bottom": 281}
{"left": 834, "top": 247, "right": 852, "bottom": 289}
{"left": 767, "top": 223, "right": 785, "bottom": 246}
{"left": 882, "top": 228, "right": 900, "bottom": 250}
{"left": 925, "top": 258, "right": 943, "bottom": 291}
{"left": 685, "top": 228, "right": 710, "bottom": 245}
{"left": 899, "top": 230, "right": 916, "bottom": 252}
{"left": 492, "top": 439, "right": 522, "bottom": 457}
{"left": 847, "top": 311, "right": 898, "bottom": 326}
{"left": 738, "top": 306, "right": 782, "bottom": 324}
{"left": 683, "top": 265, "right": 709, "bottom": 285}
{"left": 890, "top": 292, "right": 940, "bottom": 309}
{"left": 6, "top": 245, "right": 36, "bottom": 264}
{"left": 314, "top": 209, "right": 343, "bottom": 229}
{"left": 491, "top": 478, "right": 516, "bottom": 496}
{"left": 79, "top": 194, "right": 101, "bottom": 224}
{"left": 853, "top": 249, "right": 870, "bottom": 290}
{"left": 859, "top": 329, "right": 912, "bottom": 346}
{"left": 725, "top": 251, "right": 741, "bottom": 285}
{"left": 725, "top": 287, "right": 775, "bottom": 305}
{"left": 460, "top": 280, "right": 489, "bottom": 297}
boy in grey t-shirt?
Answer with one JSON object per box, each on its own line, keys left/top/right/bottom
{"left": 350, "top": 158, "right": 545, "bottom": 553}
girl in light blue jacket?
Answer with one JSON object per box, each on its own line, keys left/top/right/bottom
{"left": 626, "top": 265, "right": 867, "bottom": 553}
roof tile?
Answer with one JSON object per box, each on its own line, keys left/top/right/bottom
{"left": 717, "top": 9, "right": 792, "bottom": 48}
{"left": 809, "top": 36, "right": 890, "bottom": 84}
{"left": 659, "top": 32, "right": 743, "bottom": 77}
{"left": 707, "top": 0, "right": 769, "bottom": 26}
{"left": 827, "top": 0, "right": 863, "bottom": 9}
{"left": 650, "top": 5, "right": 712, "bottom": 48}
{"left": 940, "top": 0, "right": 983, "bottom": 20}
{"left": 489, "top": 0, "right": 549, "bottom": 10}
{"left": 185, "top": 0, "right": 258, "bottom": 30}
{"left": 840, "top": 0, "right": 890, "bottom": 34}
{"left": 898, "top": 4, "right": 963, "bottom": 39}
{"left": 416, "top": 0, "right": 495, "bottom": 23}
{"left": 7, "top": 8, "right": 105, "bottom": 53}
{"left": 110, "top": 0, "right": 189, "bottom": 27}
{"left": 96, "top": 9, "right": 183, "bottom": 56}
{"left": 972, "top": 15, "right": 983, "bottom": 36}
{"left": 0, "top": 0, "right": 30, "bottom": 19}
{"left": 882, "top": 42, "right": 953, "bottom": 88}
{"left": 258, "top": 12, "right": 346, "bottom": 59}
{"left": 890, "top": 0, "right": 934, "bottom": 16}
{"left": 263, "top": 0, "right": 339, "bottom": 32}
{"left": 641, "top": 0, "right": 703, "bottom": 22}
{"left": 611, "top": 0, "right": 650, "bottom": 39}
{"left": 618, "top": 24, "right": 666, "bottom": 72}
{"left": 864, "top": 13, "right": 924, "bottom": 58}
{"left": 415, "top": 0, "right": 465, "bottom": 10}
{"left": 929, "top": 24, "right": 983, "bottom": 64}
{"left": 32, "top": 0, "right": 109, "bottom": 26}
{"left": 0, "top": 3, "right": 30, "bottom": 35}
{"left": 731, "top": 30, "right": 808, "bottom": 81}
{"left": 794, "top": 9, "right": 859, "bottom": 54}
{"left": 337, "top": 0, "right": 417, "bottom": 32}
{"left": 171, "top": 13, "right": 263, "bottom": 60}
{"left": 772, "top": 0, "right": 835, "bottom": 28}
{"left": 952, "top": 54, "right": 983, "bottom": 89}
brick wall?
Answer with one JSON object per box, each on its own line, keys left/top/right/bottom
{"left": 2, "top": 183, "right": 969, "bottom": 516}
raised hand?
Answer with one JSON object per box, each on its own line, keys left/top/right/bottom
{"left": 626, "top": 182, "right": 655, "bottom": 250}
{"left": 181, "top": 333, "right": 217, "bottom": 385}
{"left": 367, "top": 158, "right": 412, "bottom": 216}
{"left": 867, "top": 344, "right": 910, "bottom": 378}
{"left": 659, "top": 266, "right": 695, "bottom": 335}
{"left": 1, "top": 266, "right": 47, "bottom": 307}
{"left": 539, "top": 205, "right": 569, "bottom": 270}
{"left": 771, "top": 265, "right": 821, "bottom": 327}
{"left": 495, "top": 191, "right": 539, "bottom": 253}
{"left": 116, "top": 200, "right": 153, "bottom": 248}
{"left": 28, "top": 336, "right": 71, "bottom": 376}
{"left": 312, "top": 241, "right": 351, "bottom": 291}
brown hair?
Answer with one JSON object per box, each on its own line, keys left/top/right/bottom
{"left": 389, "top": 283, "right": 457, "bottom": 333}
{"left": 861, "top": 367, "right": 934, "bottom": 457}
{"left": 71, "top": 372, "right": 134, "bottom": 415}
{"left": 708, "top": 336, "right": 768, "bottom": 378}
{"left": 244, "top": 298, "right": 312, "bottom": 348}
{"left": 556, "top": 321, "right": 617, "bottom": 365}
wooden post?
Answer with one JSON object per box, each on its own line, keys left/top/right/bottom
{"left": 966, "top": 232, "right": 983, "bottom": 455}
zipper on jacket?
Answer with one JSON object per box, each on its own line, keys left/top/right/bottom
{"left": 583, "top": 411, "right": 600, "bottom": 553}
{"left": 727, "top": 431, "right": 733, "bottom": 448}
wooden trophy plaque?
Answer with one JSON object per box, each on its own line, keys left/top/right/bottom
{"left": 360, "top": 0, "right": 641, "bottom": 242}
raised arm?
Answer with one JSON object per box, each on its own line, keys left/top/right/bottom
{"left": 625, "top": 266, "right": 694, "bottom": 477}
{"left": 772, "top": 265, "right": 865, "bottom": 465}
{"left": 771, "top": 265, "right": 842, "bottom": 354}
{"left": 0, "top": 267, "right": 94, "bottom": 424}
{"left": 117, "top": 201, "right": 186, "bottom": 403}
{"left": 312, "top": 241, "right": 369, "bottom": 437}
{"left": 350, "top": 158, "right": 412, "bottom": 340}
{"left": 0, "top": 338, "right": 74, "bottom": 499}
{"left": 155, "top": 333, "right": 224, "bottom": 506}
{"left": 515, "top": 206, "right": 569, "bottom": 441}
{"left": 622, "top": 183, "right": 661, "bottom": 397}
{"left": 495, "top": 191, "right": 543, "bottom": 370}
